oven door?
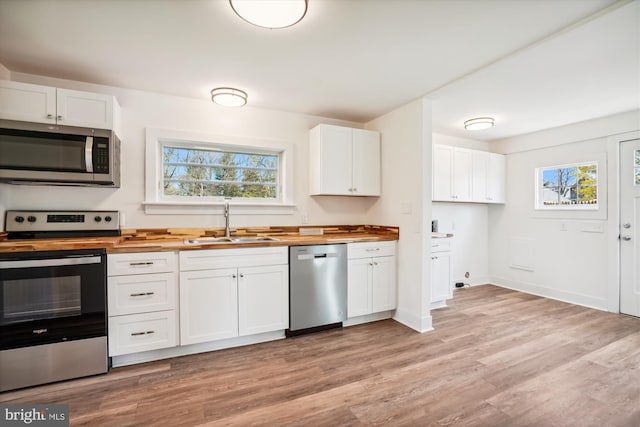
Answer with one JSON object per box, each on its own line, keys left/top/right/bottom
{"left": 0, "top": 249, "right": 107, "bottom": 351}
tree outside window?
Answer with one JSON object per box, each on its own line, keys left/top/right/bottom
{"left": 537, "top": 162, "right": 598, "bottom": 209}
{"left": 162, "top": 145, "right": 279, "bottom": 200}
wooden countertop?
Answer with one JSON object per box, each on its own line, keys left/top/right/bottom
{"left": 0, "top": 225, "right": 399, "bottom": 253}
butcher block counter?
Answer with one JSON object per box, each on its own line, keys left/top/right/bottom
{"left": 0, "top": 225, "right": 399, "bottom": 253}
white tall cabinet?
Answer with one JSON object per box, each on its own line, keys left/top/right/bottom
{"left": 309, "top": 124, "right": 381, "bottom": 196}
{"left": 0, "top": 80, "right": 118, "bottom": 130}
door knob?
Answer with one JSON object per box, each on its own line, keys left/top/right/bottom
{"left": 622, "top": 236, "right": 632, "bottom": 241}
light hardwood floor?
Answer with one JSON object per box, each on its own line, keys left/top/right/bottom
{"left": 2, "top": 285, "right": 640, "bottom": 426}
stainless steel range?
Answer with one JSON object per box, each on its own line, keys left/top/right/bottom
{"left": 0, "top": 210, "right": 119, "bottom": 392}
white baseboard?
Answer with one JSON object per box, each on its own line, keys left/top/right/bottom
{"left": 393, "top": 308, "right": 433, "bottom": 333}
{"left": 343, "top": 311, "right": 393, "bottom": 327}
{"left": 111, "top": 331, "right": 285, "bottom": 367}
{"left": 489, "top": 276, "right": 608, "bottom": 312}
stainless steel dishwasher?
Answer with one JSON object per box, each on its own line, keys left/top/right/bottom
{"left": 288, "top": 244, "right": 347, "bottom": 335}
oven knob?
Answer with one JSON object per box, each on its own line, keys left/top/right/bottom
{"left": 94, "top": 216, "right": 102, "bottom": 222}
{"left": 104, "top": 216, "right": 112, "bottom": 222}
{"left": 15, "top": 216, "right": 24, "bottom": 223}
{"left": 27, "top": 216, "right": 37, "bottom": 223}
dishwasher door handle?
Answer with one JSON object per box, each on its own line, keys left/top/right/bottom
{"left": 297, "top": 252, "right": 338, "bottom": 260}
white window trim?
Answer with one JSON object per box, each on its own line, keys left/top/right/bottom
{"left": 144, "top": 128, "right": 296, "bottom": 215}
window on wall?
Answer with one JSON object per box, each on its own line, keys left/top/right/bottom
{"left": 144, "top": 128, "right": 295, "bottom": 214}
{"left": 535, "top": 161, "right": 598, "bottom": 209}
{"left": 162, "top": 144, "right": 279, "bottom": 200}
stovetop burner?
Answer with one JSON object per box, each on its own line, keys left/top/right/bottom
{"left": 5, "top": 210, "right": 121, "bottom": 239}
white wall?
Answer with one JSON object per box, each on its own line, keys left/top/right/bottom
{"left": 3, "top": 72, "right": 379, "bottom": 230}
{"left": 367, "top": 97, "right": 433, "bottom": 332}
{"left": 488, "top": 111, "right": 640, "bottom": 311}
{"left": 432, "top": 202, "right": 489, "bottom": 286}
{"left": 431, "top": 133, "right": 490, "bottom": 286}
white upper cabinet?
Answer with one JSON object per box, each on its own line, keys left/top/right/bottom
{"left": 433, "top": 145, "right": 473, "bottom": 202}
{"left": 487, "top": 153, "right": 506, "bottom": 203}
{"left": 0, "top": 80, "right": 118, "bottom": 130}
{"left": 433, "top": 144, "right": 505, "bottom": 204}
{"left": 309, "top": 124, "right": 381, "bottom": 196}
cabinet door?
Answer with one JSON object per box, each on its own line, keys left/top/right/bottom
{"left": 453, "top": 148, "right": 473, "bottom": 201}
{"left": 432, "top": 145, "right": 453, "bottom": 201}
{"left": 431, "top": 253, "right": 452, "bottom": 302}
{"left": 0, "top": 81, "right": 56, "bottom": 124}
{"left": 371, "top": 256, "right": 397, "bottom": 313}
{"left": 238, "top": 265, "right": 289, "bottom": 336}
{"left": 472, "top": 150, "right": 489, "bottom": 202}
{"left": 309, "top": 124, "right": 352, "bottom": 195}
{"left": 179, "top": 269, "right": 238, "bottom": 345}
{"left": 347, "top": 258, "right": 372, "bottom": 317}
{"left": 56, "top": 88, "right": 114, "bottom": 129}
{"left": 487, "top": 153, "right": 506, "bottom": 203}
{"left": 352, "top": 129, "right": 380, "bottom": 196}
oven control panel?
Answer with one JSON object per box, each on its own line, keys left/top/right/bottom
{"left": 6, "top": 210, "right": 120, "bottom": 233}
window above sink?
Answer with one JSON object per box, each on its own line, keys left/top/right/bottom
{"left": 143, "top": 128, "right": 296, "bottom": 215}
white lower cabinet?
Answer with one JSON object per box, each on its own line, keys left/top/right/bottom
{"left": 347, "top": 241, "right": 397, "bottom": 318}
{"left": 431, "top": 239, "right": 453, "bottom": 305}
{"left": 180, "top": 268, "right": 239, "bottom": 345}
{"left": 179, "top": 247, "right": 288, "bottom": 346}
{"left": 107, "top": 252, "right": 179, "bottom": 357}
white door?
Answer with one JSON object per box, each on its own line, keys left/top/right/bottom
{"left": 179, "top": 268, "right": 238, "bottom": 345}
{"left": 620, "top": 138, "right": 640, "bottom": 317}
{"left": 352, "top": 129, "right": 381, "bottom": 196}
{"left": 238, "top": 265, "right": 288, "bottom": 336}
{"left": 347, "top": 258, "right": 372, "bottom": 317}
{"left": 371, "top": 256, "right": 397, "bottom": 313}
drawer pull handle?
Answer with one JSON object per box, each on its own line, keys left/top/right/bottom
{"left": 129, "top": 261, "right": 154, "bottom": 267}
{"left": 130, "top": 292, "right": 155, "bottom": 297}
{"left": 131, "top": 330, "right": 155, "bottom": 336}
{"left": 365, "top": 248, "right": 381, "bottom": 252}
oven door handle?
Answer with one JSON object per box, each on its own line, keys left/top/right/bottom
{"left": 0, "top": 256, "right": 102, "bottom": 269}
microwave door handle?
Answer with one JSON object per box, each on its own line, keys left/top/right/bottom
{"left": 85, "top": 136, "right": 94, "bottom": 173}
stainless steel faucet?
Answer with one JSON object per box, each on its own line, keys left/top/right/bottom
{"left": 224, "top": 198, "right": 231, "bottom": 238}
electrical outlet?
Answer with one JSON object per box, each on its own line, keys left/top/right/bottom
{"left": 301, "top": 213, "right": 309, "bottom": 224}
{"left": 560, "top": 221, "right": 568, "bottom": 231}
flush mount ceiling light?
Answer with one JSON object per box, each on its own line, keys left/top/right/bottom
{"left": 464, "top": 117, "right": 494, "bottom": 131}
{"left": 229, "top": 0, "right": 308, "bottom": 29}
{"left": 210, "top": 87, "right": 248, "bottom": 107}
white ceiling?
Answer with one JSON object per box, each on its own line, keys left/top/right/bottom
{"left": 0, "top": 0, "right": 638, "bottom": 141}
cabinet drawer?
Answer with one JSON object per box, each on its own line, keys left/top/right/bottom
{"left": 108, "top": 272, "right": 177, "bottom": 316}
{"left": 431, "top": 239, "right": 451, "bottom": 253}
{"left": 348, "top": 241, "right": 396, "bottom": 259}
{"left": 180, "top": 246, "right": 287, "bottom": 271}
{"left": 108, "top": 251, "right": 178, "bottom": 276}
{"left": 108, "top": 311, "right": 177, "bottom": 356}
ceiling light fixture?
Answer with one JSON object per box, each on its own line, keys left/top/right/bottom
{"left": 464, "top": 117, "right": 494, "bottom": 131}
{"left": 229, "top": 0, "right": 308, "bottom": 29}
{"left": 210, "top": 87, "right": 248, "bottom": 107}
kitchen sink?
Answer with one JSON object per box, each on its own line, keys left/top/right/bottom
{"left": 183, "top": 236, "right": 280, "bottom": 245}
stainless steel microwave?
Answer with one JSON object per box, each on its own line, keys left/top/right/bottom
{"left": 0, "top": 119, "right": 120, "bottom": 187}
